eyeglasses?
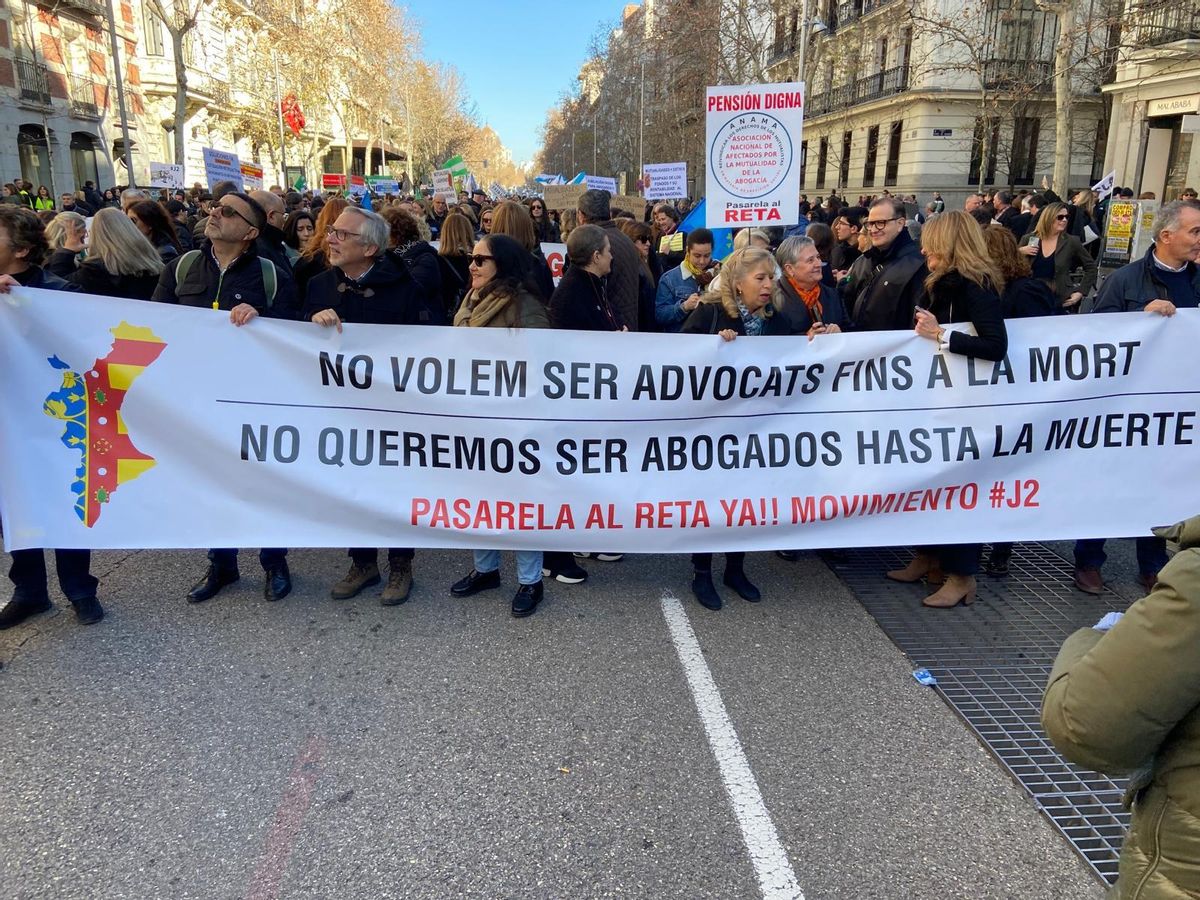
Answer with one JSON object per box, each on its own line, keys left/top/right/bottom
{"left": 325, "top": 226, "right": 362, "bottom": 241}
{"left": 636, "top": 236, "right": 650, "bottom": 244}
{"left": 216, "top": 203, "right": 257, "bottom": 228}
{"left": 1055, "top": 214, "right": 1070, "bottom": 221}
{"left": 469, "top": 254, "right": 495, "bottom": 267}
{"left": 864, "top": 216, "right": 902, "bottom": 231}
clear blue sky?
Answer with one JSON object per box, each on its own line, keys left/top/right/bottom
{"left": 401, "top": 0, "right": 634, "bottom": 167}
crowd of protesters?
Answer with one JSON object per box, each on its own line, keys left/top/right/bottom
{"left": 0, "top": 173, "right": 1197, "bottom": 627}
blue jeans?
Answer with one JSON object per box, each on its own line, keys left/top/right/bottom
{"left": 1074, "top": 537, "right": 1167, "bottom": 577}
{"left": 473, "top": 550, "right": 543, "bottom": 586}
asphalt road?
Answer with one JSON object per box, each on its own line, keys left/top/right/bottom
{"left": 0, "top": 547, "right": 1107, "bottom": 900}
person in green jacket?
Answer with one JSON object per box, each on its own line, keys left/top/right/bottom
{"left": 1043, "top": 514, "right": 1200, "bottom": 899}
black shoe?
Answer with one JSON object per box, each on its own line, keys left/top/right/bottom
{"left": 775, "top": 550, "right": 802, "bottom": 561}
{"left": 511, "top": 581, "right": 544, "bottom": 617}
{"left": 542, "top": 559, "right": 588, "bottom": 584}
{"left": 70, "top": 596, "right": 104, "bottom": 625}
{"left": 723, "top": 569, "right": 762, "bottom": 602}
{"left": 187, "top": 565, "right": 240, "bottom": 603}
{"left": 0, "top": 595, "right": 52, "bottom": 629}
{"left": 691, "top": 571, "right": 722, "bottom": 611}
{"left": 263, "top": 561, "right": 292, "bottom": 602}
{"left": 984, "top": 556, "right": 1010, "bottom": 578}
{"left": 450, "top": 569, "right": 501, "bottom": 597}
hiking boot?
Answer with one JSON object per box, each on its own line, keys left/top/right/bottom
{"left": 381, "top": 557, "right": 413, "bottom": 606}
{"left": 331, "top": 562, "right": 380, "bottom": 600}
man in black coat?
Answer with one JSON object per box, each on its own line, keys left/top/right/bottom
{"left": 152, "top": 191, "right": 299, "bottom": 604}
{"left": 305, "top": 206, "right": 445, "bottom": 607}
{"left": 842, "top": 197, "right": 927, "bottom": 331}
{"left": 0, "top": 207, "right": 103, "bottom": 629}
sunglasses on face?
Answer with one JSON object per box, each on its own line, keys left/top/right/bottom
{"left": 469, "top": 254, "right": 495, "bottom": 267}
{"left": 215, "top": 204, "right": 256, "bottom": 228}
{"left": 1055, "top": 214, "right": 1069, "bottom": 221}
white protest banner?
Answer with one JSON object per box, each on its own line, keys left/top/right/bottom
{"left": 240, "top": 162, "right": 264, "bottom": 191}
{"left": 1091, "top": 170, "right": 1116, "bottom": 200}
{"left": 585, "top": 175, "right": 618, "bottom": 194}
{"left": 643, "top": 162, "right": 687, "bottom": 200}
{"left": 201, "top": 147, "right": 244, "bottom": 190}
{"left": 2, "top": 290, "right": 1198, "bottom": 553}
{"left": 148, "top": 162, "right": 185, "bottom": 189}
{"left": 432, "top": 168, "right": 454, "bottom": 197}
{"left": 705, "top": 82, "right": 804, "bottom": 229}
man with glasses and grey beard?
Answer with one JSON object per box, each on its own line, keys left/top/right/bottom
{"left": 152, "top": 190, "right": 300, "bottom": 605}
{"left": 305, "top": 205, "right": 445, "bottom": 608}
{"left": 841, "top": 196, "right": 927, "bottom": 331}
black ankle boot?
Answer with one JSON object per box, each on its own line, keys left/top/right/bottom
{"left": 691, "top": 570, "right": 722, "bottom": 610}
{"left": 723, "top": 568, "right": 761, "bottom": 602}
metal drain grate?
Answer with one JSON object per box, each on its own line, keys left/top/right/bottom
{"left": 822, "top": 543, "right": 1130, "bottom": 884}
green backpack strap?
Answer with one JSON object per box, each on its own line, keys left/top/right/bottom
{"left": 172, "top": 249, "right": 202, "bottom": 299}
{"left": 259, "top": 257, "right": 276, "bottom": 308}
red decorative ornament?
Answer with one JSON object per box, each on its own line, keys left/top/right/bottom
{"left": 280, "top": 93, "right": 306, "bottom": 136}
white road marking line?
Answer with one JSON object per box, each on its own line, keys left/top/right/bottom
{"left": 661, "top": 593, "right": 805, "bottom": 900}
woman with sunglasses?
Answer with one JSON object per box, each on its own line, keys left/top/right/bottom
{"left": 617, "top": 218, "right": 659, "bottom": 330}
{"left": 1019, "top": 201, "right": 1096, "bottom": 312}
{"left": 451, "top": 233, "right": 549, "bottom": 618}
{"left": 478, "top": 207, "right": 494, "bottom": 237}
{"left": 888, "top": 211, "right": 1008, "bottom": 609}
{"left": 527, "top": 198, "right": 559, "bottom": 242}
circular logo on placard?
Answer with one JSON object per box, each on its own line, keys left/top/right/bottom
{"left": 710, "top": 114, "right": 792, "bottom": 200}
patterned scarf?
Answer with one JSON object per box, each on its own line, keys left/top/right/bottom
{"left": 736, "top": 300, "right": 771, "bottom": 336}
{"left": 786, "top": 274, "right": 824, "bottom": 322}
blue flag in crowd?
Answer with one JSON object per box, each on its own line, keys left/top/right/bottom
{"left": 680, "top": 199, "right": 735, "bottom": 259}
{"left": 360, "top": 190, "right": 373, "bottom": 211}
{"left": 569, "top": 171, "right": 587, "bottom": 185}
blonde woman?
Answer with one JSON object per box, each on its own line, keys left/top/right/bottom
{"left": 44, "top": 210, "right": 87, "bottom": 276}
{"left": 887, "top": 211, "right": 1008, "bottom": 608}
{"left": 1019, "top": 201, "right": 1096, "bottom": 310}
{"left": 679, "top": 247, "right": 785, "bottom": 611}
{"left": 65, "top": 207, "right": 162, "bottom": 299}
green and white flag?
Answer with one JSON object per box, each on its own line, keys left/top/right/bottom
{"left": 442, "top": 154, "right": 468, "bottom": 177}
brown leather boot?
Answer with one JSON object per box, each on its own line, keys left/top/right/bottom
{"left": 331, "top": 562, "right": 381, "bottom": 600}
{"left": 922, "top": 574, "right": 976, "bottom": 608}
{"left": 886, "top": 553, "right": 937, "bottom": 583}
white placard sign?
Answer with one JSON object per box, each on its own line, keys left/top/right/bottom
{"left": 149, "top": 162, "right": 185, "bottom": 190}
{"left": 643, "top": 162, "right": 688, "bottom": 200}
{"left": 2, "top": 290, "right": 1199, "bottom": 553}
{"left": 585, "top": 175, "right": 617, "bottom": 194}
{"left": 201, "top": 147, "right": 244, "bottom": 191}
{"left": 705, "top": 82, "right": 804, "bottom": 229}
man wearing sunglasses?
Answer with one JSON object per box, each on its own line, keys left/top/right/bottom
{"left": 304, "top": 205, "right": 445, "bottom": 607}
{"left": 152, "top": 190, "right": 300, "bottom": 606}
{"left": 842, "top": 196, "right": 926, "bottom": 331}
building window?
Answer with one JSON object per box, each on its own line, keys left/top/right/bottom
{"left": 816, "top": 136, "right": 828, "bottom": 189}
{"left": 70, "top": 132, "right": 101, "bottom": 188}
{"left": 143, "top": 4, "right": 164, "bottom": 56}
{"left": 863, "top": 125, "right": 879, "bottom": 187}
{"left": 1010, "top": 115, "right": 1040, "bottom": 185}
{"left": 322, "top": 148, "right": 343, "bottom": 175}
{"left": 884, "top": 120, "right": 902, "bottom": 186}
{"left": 800, "top": 139, "right": 808, "bottom": 187}
{"left": 968, "top": 117, "right": 999, "bottom": 185}
{"left": 18, "top": 124, "right": 52, "bottom": 188}
{"left": 839, "top": 130, "right": 852, "bottom": 188}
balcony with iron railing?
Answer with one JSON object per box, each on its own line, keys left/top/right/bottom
{"left": 15, "top": 57, "right": 51, "bottom": 107}
{"left": 1132, "top": 2, "right": 1200, "bottom": 46}
{"left": 981, "top": 58, "right": 1054, "bottom": 90}
{"left": 805, "top": 64, "right": 909, "bottom": 118}
{"left": 68, "top": 74, "right": 102, "bottom": 118}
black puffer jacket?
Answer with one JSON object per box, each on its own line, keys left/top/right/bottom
{"left": 151, "top": 241, "right": 299, "bottom": 320}
{"left": 67, "top": 260, "right": 159, "bottom": 300}
{"left": 303, "top": 250, "right": 446, "bottom": 326}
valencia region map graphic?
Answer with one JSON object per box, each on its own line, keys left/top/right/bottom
{"left": 42, "top": 322, "right": 167, "bottom": 527}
